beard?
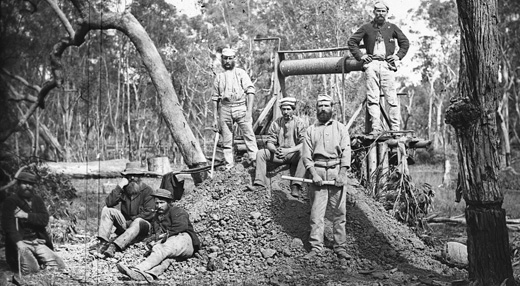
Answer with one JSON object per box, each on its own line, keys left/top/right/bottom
{"left": 317, "top": 110, "right": 333, "bottom": 123}
{"left": 375, "top": 16, "right": 385, "bottom": 24}
{"left": 125, "top": 180, "right": 141, "bottom": 196}
{"left": 17, "top": 188, "right": 33, "bottom": 200}
{"left": 223, "top": 61, "right": 235, "bottom": 70}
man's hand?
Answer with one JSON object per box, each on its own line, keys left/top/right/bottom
{"left": 361, "top": 55, "right": 372, "bottom": 63}
{"left": 275, "top": 148, "right": 290, "bottom": 159}
{"left": 16, "top": 241, "right": 29, "bottom": 252}
{"left": 386, "top": 55, "right": 399, "bottom": 63}
{"left": 14, "top": 207, "right": 29, "bottom": 219}
{"left": 118, "top": 178, "right": 129, "bottom": 188}
{"left": 335, "top": 167, "right": 349, "bottom": 187}
{"left": 312, "top": 173, "right": 323, "bottom": 186}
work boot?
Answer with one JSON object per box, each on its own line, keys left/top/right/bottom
{"left": 336, "top": 249, "right": 352, "bottom": 260}
{"left": 246, "top": 184, "right": 266, "bottom": 192}
{"left": 303, "top": 249, "right": 320, "bottom": 260}
{"left": 290, "top": 185, "right": 301, "bottom": 198}
{"left": 103, "top": 243, "right": 118, "bottom": 258}
{"left": 88, "top": 239, "right": 109, "bottom": 254}
{"left": 117, "top": 263, "right": 153, "bottom": 282}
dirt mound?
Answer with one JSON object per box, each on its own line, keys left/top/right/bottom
{"left": 0, "top": 163, "right": 466, "bottom": 285}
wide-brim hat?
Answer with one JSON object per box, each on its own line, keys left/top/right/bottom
{"left": 15, "top": 171, "right": 37, "bottom": 184}
{"left": 121, "top": 162, "right": 148, "bottom": 176}
{"left": 151, "top": 188, "right": 174, "bottom": 201}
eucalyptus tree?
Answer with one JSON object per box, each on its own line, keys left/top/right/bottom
{"left": 1, "top": 0, "right": 207, "bottom": 168}
{"left": 447, "top": 0, "right": 514, "bottom": 284}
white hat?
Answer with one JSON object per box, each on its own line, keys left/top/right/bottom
{"left": 317, "top": 94, "right": 333, "bottom": 103}
{"left": 221, "top": 48, "right": 236, "bottom": 57}
{"left": 374, "top": 1, "right": 389, "bottom": 10}
{"left": 279, "top": 97, "right": 296, "bottom": 107}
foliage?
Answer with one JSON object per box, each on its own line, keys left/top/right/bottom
{"left": 374, "top": 166, "right": 435, "bottom": 228}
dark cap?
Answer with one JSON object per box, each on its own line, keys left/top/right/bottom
{"left": 151, "top": 188, "right": 173, "bottom": 201}
{"left": 15, "top": 171, "right": 37, "bottom": 184}
{"left": 121, "top": 162, "right": 148, "bottom": 176}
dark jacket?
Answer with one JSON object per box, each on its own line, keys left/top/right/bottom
{"left": 105, "top": 182, "right": 155, "bottom": 222}
{"left": 151, "top": 205, "right": 200, "bottom": 253}
{"left": 348, "top": 20, "right": 410, "bottom": 61}
{"left": 1, "top": 193, "right": 52, "bottom": 270}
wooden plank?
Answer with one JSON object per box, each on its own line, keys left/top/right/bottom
{"left": 253, "top": 96, "right": 277, "bottom": 132}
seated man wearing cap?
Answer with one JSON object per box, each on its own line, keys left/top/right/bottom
{"left": 347, "top": 0, "right": 409, "bottom": 135}
{"left": 116, "top": 188, "right": 200, "bottom": 281}
{"left": 212, "top": 47, "right": 258, "bottom": 169}
{"left": 247, "top": 97, "right": 307, "bottom": 197}
{"left": 1, "top": 171, "right": 65, "bottom": 274}
{"left": 302, "top": 95, "right": 352, "bottom": 261}
{"left": 89, "top": 162, "right": 155, "bottom": 258}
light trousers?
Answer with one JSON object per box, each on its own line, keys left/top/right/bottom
{"left": 219, "top": 104, "right": 258, "bottom": 166}
{"left": 365, "top": 60, "right": 400, "bottom": 131}
{"left": 98, "top": 206, "right": 150, "bottom": 249}
{"left": 18, "top": 239, "right": 65, "bottom": 274}
{"left": 135, "top": 232, "right": 194, "bottom": 278}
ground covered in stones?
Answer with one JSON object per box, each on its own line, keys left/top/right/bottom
{"left": 1, "top": 163, "right": 472, "bottom": 285}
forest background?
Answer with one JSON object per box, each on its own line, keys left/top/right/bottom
{"left": 0, "top": 0, "right": 518, "bottom": 173}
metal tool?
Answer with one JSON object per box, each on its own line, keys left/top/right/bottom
{"left": 209, "top": 129, "right": 220, "bottom": 179}
{"left": 15, "top": 217, "right": 21, "bottom": 279}
{"left": 281, "top": 175, "right": 336, "bottom": 186}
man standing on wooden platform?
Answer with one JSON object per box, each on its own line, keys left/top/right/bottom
{"left": 212, "top": 47, "right": 258, "bottom": 169}
{"left": 347, "top": 0, "right": 409, "bottom": 135}
{"left": 246, "top": 97, "right": 307, "bottom": 198}
{"left": 89, "top": 162, "right": 155, "bottom": 258}
{"left": 302, "top": 95, "right": 352, "bottom": 261}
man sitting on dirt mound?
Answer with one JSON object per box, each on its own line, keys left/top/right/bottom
{"left": 302, "top": 94, "right": 352, "bottom": 261}
{"left": 246, "top": 97, "right": 307, "bottom": 198}
{"left": 1, "top": 171, "right": 65, "bottom": 274}
{"left": 116, "top": 188, "right": 200, "bottom": 281}
{"left": 89, "top": 162, "right": 155, "bottom": 258}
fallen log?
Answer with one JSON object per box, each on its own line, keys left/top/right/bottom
{"left": 426, "top": 214, "right": 520, "bottom": 231}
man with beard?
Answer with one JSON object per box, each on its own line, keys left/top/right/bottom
{"left": 89, "top": 162, "right": 155, "bottom": 258}
{"left": 347, "top": 1, "right": 409, "bottom": 135}
{"left": 301, "top": 95, "right": 352, "bottom": 261}
{"left": 116, "top": 189, "right": 200, "bottom": 281}
{"left": 246, "top": 97, "right": 307, "bottom": 198}
{"left": 213, "top": 47, "right": 258, "bottom": 169}
{"left": 1, "top": 171, "right": 65, "bottom": 274}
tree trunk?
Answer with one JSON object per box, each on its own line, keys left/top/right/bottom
{"left": 447, "top": 0, "right": 514, "bottom": 285}
{"left": 117, "top": 13, "right": 206, "bottom": 167}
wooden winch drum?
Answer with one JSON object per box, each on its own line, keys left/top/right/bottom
{"left": 147, "top": 156, "right": 172, "bottom": 175}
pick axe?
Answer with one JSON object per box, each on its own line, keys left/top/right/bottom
{"left": 209, "top": 128, "right": 220, "bottom": 179}
{"left": 281, "top": 175, "right": 336, "bottom": 185}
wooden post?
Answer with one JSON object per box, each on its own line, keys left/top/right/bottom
{"left": 367, "top": 143, "right": 377, "bottom": 195}
{"left": 378, "top": 142, "right": 389, "bottom": 176}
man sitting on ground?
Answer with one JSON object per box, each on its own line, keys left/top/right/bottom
{"left": 1, "top": 171, "right": 65, "bottom": 274}
{"left": 116, "top": 188, "right": 200, "bottom": 281}
{"left": 89, "top": 162, "right": 155, "bottom": 258}
{"left": 247, "top": 97, "right": 307, "bottom": 197}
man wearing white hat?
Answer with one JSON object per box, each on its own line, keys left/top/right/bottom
{"left": 301, "top": 95, "right": 352, "bottom": 261}
{"left": 246, "top": 97, "right": 307, "bottom": 197}
{"left": 347, "top": 0, "right": 409, "bottom": 135}
{"left": 212, "top": 47, "right": 258, "bottom": 168}
{"left": 89, "top": 162, "right": 155, "bottom": 258}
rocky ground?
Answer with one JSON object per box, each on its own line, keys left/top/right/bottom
{"left": 0, "top": 162, "right": 486, "bottom": 285}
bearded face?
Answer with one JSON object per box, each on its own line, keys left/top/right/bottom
{"left": 17, "top": 183, "right": 34, "bottom": 199}
{"left": 124, "top": 177, "right": 142, "bottom": 196}
{"left": 221, "top": 56, "right": 236, "bottom": 70}
{"left": 373, "top": 8, "right": 388, "bottom": 25}
{"left": 317, "top": 102, "right": 333, "bottom": 123}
